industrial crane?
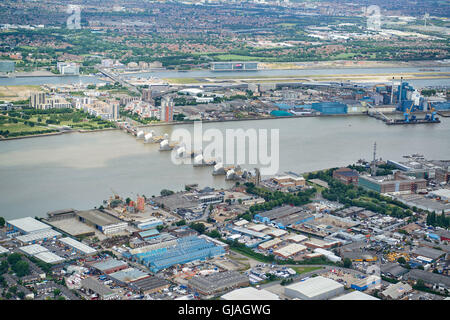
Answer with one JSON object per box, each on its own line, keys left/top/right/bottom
{"left": 403, "top": 101, "right": 416, "bottom": 123}
{"left": 425, "top": 102, "right": 438, "bottom": 122}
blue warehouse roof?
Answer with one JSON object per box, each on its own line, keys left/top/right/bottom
{"left": 139, "top": 229, "right": 160, "bottom": 239}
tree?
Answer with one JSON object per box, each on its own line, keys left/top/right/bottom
{"left": 12, "top": 261, "right": 30, "bottom": 277}
{"left": 53, "top": 288, "right": 61, "bottom": 297}
{"left": 8, "top": 286, "right": 17, "bottom": 294}
{"left": 397, "top": 257, "right": 407, "bottom": 265}
{"left": 175, "top": 219, "right": 186, "bottom": 226}
{"left": 207, "top": 229, "right": 221, "bottom": 238}
{"left": 343, "top": 258, "right": 352, "bottom": 268}
{"left": 7, "top": 253, "right": 22, "bottom": 265}
{"left": 189, "top": 222, "right": 206, "bottom": 234}
{"left": 160, "top": 189, "right": 174, "bottom": 197}
{"left": 0, "top": 260, "right": 8, "bottom": 274}
{"left": 0, "top": 216, "right": 5, "bottom": 227}
{"left": 17, "top": 291, "right": 25, "bottom": 299}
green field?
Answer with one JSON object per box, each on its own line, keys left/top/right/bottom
{"left": 0, "top": 109, "right": 116, "bottom": 138}
{"left": 0, "top": 122, "right": 50, "bottom": 133}
{"left": 292, "top": 266, "right": 322, "bottom": 275}
{"left": 214, "top": 54, "right": 269, "bottom": 61}
{"left": 163, "top": 77, "right": 202, "bottom": 84}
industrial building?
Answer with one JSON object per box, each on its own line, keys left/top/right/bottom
{"left": 132, "top": 236, "right": 226, "bottom": 273}
{"left": 314, "top": 248, "right": 342, "bottom": 263}
{"left": 228, "top": 226, "right": 272, "bottom": 243}
{"left": 333, "top": 168, "right": 359, "bottom": 185}
{"left": 274, "top": 243, "right": 307, "bottom": 259}
{"left": 304, "top": 238, "right": 340, "bottom": 249}
{"left": 76, "top": 209, "right": 128, "bottom": 235}
{"left": 81, "top": 277, "right": 119, "bottom": 300}
{"left": 6, "top": 217, "right": 52, "bottom": 236}
{"left": 108, "top": 267, "right": 150, "bottom": 285}
{"left": 412, "top": 247, "right": 446, "bottom": 262}
{"left": 311, "top": 102, "right": 347, "bottom": 115}
{"left": 136, "top": 218, "right": 163, "bottom": 230}
{"left": 19, "top": 244, "right": 65, "bottom": 264}
{"left": 221, "top": 287, "right": 280, "bottom": 300}
{"left": 403, "top": 269, "right": 450, "bottom": 290}
{"left": 381, "top": 263, "right": 409, "bottom": 280}
{"left": 287, "top": 234, "right": 308, "bottom": 243}
{"left": 254, "top": 206, "right": 303, "bottom": 224}
{"left": 58, "top": 237, "right": 97, "bottom": 256}
{"left": 258, "top": 238, "right": 282, "bottom": 250}
{"left": 254, "top": 206, "right": 314, "bottom": 229}
{"left": 332, "top": 291, "right": 379, "bottom": 300}
{"left": 188, "top": 271, "right": 249, "bottom": 296}
{"left": 0, "top": 245, "right": 9, "bottom": 255}
{"left": 358, "top": 172, "right": 427, "bottom": 194}
{"left": 350, "top": 275, "right": 381, "bottom": 291}
{"left": 130, "top": 276, "right": 170, "bottom": 294}
{"left": 284, "top": 276, "right": 344, "bottom": 300}
{"left": 15, "top": 229, "right": 62, "bottom": 245}
{"left": 380, "top": 282, "right": 412, "bottom": 300}
{"left": 266, "top": 228, "right": 288, "bottom": 238}
{"left": 334, "top": 206, "right": 365, "bottom": 218}
{"left": 90, "top": 259, "right": 128, "bottom": 274}
{"left": 137, "top": 229, "right": 160, "bottom": 241}
{"left": 273, "top": 212, "right": 314, "bottom": 229}
{"left": 271, "top": 175, "right": 306, "bottom": 189}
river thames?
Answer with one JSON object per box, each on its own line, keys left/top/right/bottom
{"left": 1, "top": 115, "right": 449, "bottom": 220}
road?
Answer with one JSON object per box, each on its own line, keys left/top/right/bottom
{"left": 96, "top": 66, "right": 141, "bottom": 95}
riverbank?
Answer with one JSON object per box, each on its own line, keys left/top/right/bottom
{"left": 260, "top": 59, "right": 450, "bottom": 71}
{"left": 0, "top": 127, "right": 119, "bottom": 141}
{"left": 135, "top": 111, "right": 408, "bottom": 128}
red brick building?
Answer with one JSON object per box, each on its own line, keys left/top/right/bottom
{"left": 333, "top": 167, "right": 359, "bottom": 185}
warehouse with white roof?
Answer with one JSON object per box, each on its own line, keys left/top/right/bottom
{"left": 6, "top": 217, "right": 52, "bottom": 235}
{"left": 59, "top": 237, "right": 97, "bottom": 255}
{"left": 20, "top": 244, "right": 65, "bottom": 264}
{"left": 34, "top": 251, "right": 65, "bottom": 264}
{"left": 274, "top": 243, "right": 307, "bottom": 259}
{"left": 287, "top": 234, "right": 308, "bottom": 243}
{"left": 221, "top": 287, "right": 280, "bottom": 300}
{"left": 332, "top": 291, "right": 380, "bottom": 300}
{"left": 285, "top": 276, "right": 344, "bottom": 300}
{"left": 0, "top": 245, "right": 9, "bottom": 255}
{"left": 258, "top": 238, "right": 282, "bottom": 250}
{"left": 16, "top": 229, "right": 62, "bottom": 245}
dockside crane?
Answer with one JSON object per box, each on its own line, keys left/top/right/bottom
{"left": 425, "top": 102, "right": 438, "bottom": 122}
{"left": 404, "top": 101, "right": 416, "bottom": 123}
